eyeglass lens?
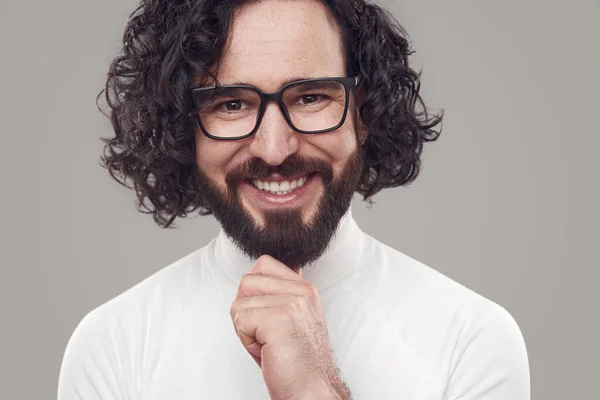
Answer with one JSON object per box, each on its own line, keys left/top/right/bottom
{"left": 194, "top": 80, "right": 348, "bottom": 138}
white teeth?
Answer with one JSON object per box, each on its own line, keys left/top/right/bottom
{"left": 250, "top": 175, "right": 310, "bottom": 195}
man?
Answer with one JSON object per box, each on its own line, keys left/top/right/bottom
{"left": 58, "top": 0, "right": 530, "bottom": 398}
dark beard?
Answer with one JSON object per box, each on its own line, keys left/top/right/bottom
{"left": 195, "top": 146, "right": 364, "bottom": 269}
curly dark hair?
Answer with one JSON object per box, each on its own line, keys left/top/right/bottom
{"left": 99, "top": 0, "right": 443, "bottom": 228}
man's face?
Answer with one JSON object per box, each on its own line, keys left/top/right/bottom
{"left": 194, "top": 0, "right": 364, "bottom": 268}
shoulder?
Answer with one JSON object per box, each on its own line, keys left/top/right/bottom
{"left": 352, "top": 235, "right": 509, "bottom": 322}
{"left": 57, "top": 244, "right": 214, "bottom": 399}
{"left": 349, "top": 235, "right": 530, "bottom": 398}
{"left": 65, "top": 242, "right": 216, "bottom": 342}
{"left": 86, "top": 245, "right": 209, "bottom": 324}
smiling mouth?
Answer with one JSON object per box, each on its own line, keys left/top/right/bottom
{"left": 247, "top": 173, "right": 317, "bottom": 196}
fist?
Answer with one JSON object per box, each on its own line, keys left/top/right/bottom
{"left": 229, "top": 255, "right": 349, "bottom": 400}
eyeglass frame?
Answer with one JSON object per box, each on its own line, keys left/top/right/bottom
{"left": 188, "top": 76, "right": 361, "bottom": 141}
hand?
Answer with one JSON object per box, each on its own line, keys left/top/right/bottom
{"left": 230, "top": 255, "right": 350, "bottom": 400}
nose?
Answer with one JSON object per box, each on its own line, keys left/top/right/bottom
{"left": 247, "top": 102, "right": 300, "bottom": 166}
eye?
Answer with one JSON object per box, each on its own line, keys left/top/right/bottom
{"left": 220, "top": 100, "right": 244, "bottom": 111}
{"left": 298, "top": 94, "right": 322, "bottom": 105}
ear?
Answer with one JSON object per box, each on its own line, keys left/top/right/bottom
{"left": 357, "top": 115, "right": 368, "bottom": 146}
{"left": 356, "top": 87, "right": 369, "bottom": 146}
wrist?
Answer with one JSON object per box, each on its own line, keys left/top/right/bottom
{"left": 304, "top": 377, "right": 351, "bottom": 400}
{"left": 329, "top": 381, "right": 352, "bottom": 400}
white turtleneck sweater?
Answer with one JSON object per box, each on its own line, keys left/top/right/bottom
{"left": 58, "top": 210, "right": 530, "bottom": 399}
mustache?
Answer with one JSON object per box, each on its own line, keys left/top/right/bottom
{"left": 225, "top": 155, "right": 334, "bottom": 187}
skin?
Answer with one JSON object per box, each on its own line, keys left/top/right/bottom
{"left": 195, "top": 0, "right": 365, "bottom": 398}
{"left": 231, "top": 255, "right": 350, "bottom": 399}
{"left": 195, "top": 0, "right": 364, "bottom": 227}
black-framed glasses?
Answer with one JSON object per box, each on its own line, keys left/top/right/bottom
{"left": 188, "top": 76, "right": 361, "bottom": 140}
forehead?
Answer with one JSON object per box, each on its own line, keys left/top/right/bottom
{"left": 216, "top": 0, "right": 346, "bottom": 89}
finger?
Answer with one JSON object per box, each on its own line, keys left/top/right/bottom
{"left": 234, "top": 306, "right": 290, "bottom": 348}
{"left": 231, "top": 294, "right": 300, "bottom": 320}
{"left": 235, "top": 317, "right": 263, "bottom": 361}
{"left": 250, "top": 255, "right": 304, "bottom": 281}
{"left": 234, "top": 273, "right": 315, "bottom": 301}
{"left": 230, "top": 294, "right": 302, "bottom": 332}
{"left": 232, "top": 310, "right": 264, "bottom": 368}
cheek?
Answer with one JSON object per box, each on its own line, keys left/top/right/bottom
{"left": 342, "top": 130, "right": 358, "bottom": 156}
{"left": 311, "top": 128, "right": 358, "bottom": 174}
{"left": 195, "top": 134, "right": 242, "bottom": 185}
{"left": 297, "top": 129, "right": 357, "bottom": 185}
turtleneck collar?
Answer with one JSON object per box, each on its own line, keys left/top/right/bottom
{"left": 210, "top": 206, "right": 366, "bottom": 291}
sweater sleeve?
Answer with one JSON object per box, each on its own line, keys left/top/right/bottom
{"left": 57, "top": 309, "right": 135, "bottom": 400}
{"left": 443, "top": 302, "right": 531, "bottom": 400}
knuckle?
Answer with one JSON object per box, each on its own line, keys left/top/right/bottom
{"left": 230, "top": 297, "right": 253, "bottom": 320}
{"left": 256, "top": 254, "right": 271, "bottom": 263}
{"left": 254, "top": 255, "right": 272, "bottom": 270}
{"left": 234, "top": 307, "right": 250, "bottom": 326}
{"left": 240, "top": 272, "right": 252, "bottom": 282}
{"left": 230, "top": 302, "right": 240, "bottom": 320}
{"left": 231, "top": 296, "right": 251, "bottom": 313}
{"left": 239, "top": 273, "right": 253, "bottom": 290}
{"left": 301, "top": 281, "right": 318, "bottom": 299}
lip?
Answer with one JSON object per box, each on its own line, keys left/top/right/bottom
{"left": 239, "top": 173, "right": 320, "bottom": 209}
{"left": 249, "top": 173, "right": 309, "bottom": 184}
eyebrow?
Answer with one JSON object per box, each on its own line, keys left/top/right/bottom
{"left": 217, "top": 76, "right": 333, "bottom": 90}
{"left": 220, "top": 76, "right": 302, "bottom": 88}
{"left": 291, "top": 80, "right": 342, "bottom": 91}
{"left": 208, "top": 87, "right": 253, "bottom": 96}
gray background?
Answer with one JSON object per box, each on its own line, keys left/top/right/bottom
{"left": 0, "top": 0, "right": 598, "bottom": 398}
